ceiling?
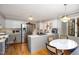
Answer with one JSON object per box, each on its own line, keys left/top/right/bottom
{"left": 0, "top": 4, "right": 79, "bottom": 22}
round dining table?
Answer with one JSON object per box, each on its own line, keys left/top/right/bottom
{"left": 49, "top": 39, "right": 78, "bottom": 55}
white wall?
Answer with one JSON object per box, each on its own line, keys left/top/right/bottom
{"left": 37, "top": 19, "right": 62, "bottom": 34}
{"left": 4, "top": 19, "right": 67, "bottom": 35}
{"left": 0, "top": 17, "right": 70, "bottom": 35}
{"left": 61, "top": 22, "right": 67, "bottom": 35}
{"left": 5, "top": 19, "right": 26, "bottom": 28}
{"left": 0, "top": 16, "right": 5, "bottom": 28}
{"left": 52, "top": 20, "right": 58, "bottom": 28}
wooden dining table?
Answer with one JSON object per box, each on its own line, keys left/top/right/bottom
{"left": 49, "top": 39, "right": 78, "bottom": 55}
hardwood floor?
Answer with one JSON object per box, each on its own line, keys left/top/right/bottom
{"left": 31, "top": 49, "right": 48, "bottom": 55}
{"left": 5, "top": 43, "right": 71, "bottom": 55}
{"left": 5, "top": 43, "right": 48, "bottom": 55}
{"left": 5, "top": 43, "right": 30, "bottom": 55}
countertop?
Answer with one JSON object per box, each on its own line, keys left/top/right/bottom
{"left": 28, "top": 33, "right": 58, "bottom": 38}
{"left": 0, "top": 38, "right": 6, "bottom": 42}
{"left": 28, "top": 35, "right": 47, "bottom": 38}
{"left": 46, "top": 33, "right": 58, "bottom": 35}
{"left": 0, "top": 33, "right": 9, "bottom": 42}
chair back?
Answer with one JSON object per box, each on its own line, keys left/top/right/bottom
{"left": 48, "top": 35, "right": 59, "bottom": 42}
{"left": 48, "top": 35, "right": 54, "bottom": 42}
{"left": 46, "top": 43, "right": 57, "bottom": 55}
{"left": 59, "top": 35, "right": 68, "bottom": 39}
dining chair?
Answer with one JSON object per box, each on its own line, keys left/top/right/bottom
{"left": 46, "top": 43, "right": 63, "bottom": 55}
{"left": 48, "top": 35, "right": 54, "bottom": 42}
{"left": 48, "top": 35, "right": 59, "bottom": 42}
{"left": 59, "top": 35, "right": 68, "bottom": 39}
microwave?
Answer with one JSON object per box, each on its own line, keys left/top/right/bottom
{"left": 52, "top": 28, "right": 58, "bottom": 33}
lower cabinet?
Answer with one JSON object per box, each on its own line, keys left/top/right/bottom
{"left": 7, "top": 33, "right": 24, "bottom": 44}
{"left": 28, "top": 35, "right": 48, "bottom": 53}
{"left": 0, "top": 42, "right": 5, "bottom": 54}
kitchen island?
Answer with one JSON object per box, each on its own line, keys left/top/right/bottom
{"left": 28, "top": 35, "right": 48, "bottom": 54}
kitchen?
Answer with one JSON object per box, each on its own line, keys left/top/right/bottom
{"left": 0, "top": 4, "right": 79, "bottom": 55}
{"left": 0, "top": 15, "right": 64, "bottom": 55}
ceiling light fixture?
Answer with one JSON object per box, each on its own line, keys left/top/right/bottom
{"left": 60, "top": 4, "right": 70, "bottom": 22}
{"left": 28, "top": 16, "right": 33, "bottom": 20}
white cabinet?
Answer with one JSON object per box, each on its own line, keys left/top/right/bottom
{"left": 0, "top": 41, "right": 5, "bottom": 54}
{"left": 0, "top": 38, "right": 6, "bottom": 55}
{"left": 7, "top": 33, "right": 22, "bottom": 44}
{"left": 28, "top": 35, "right": 48, "bottom": 53}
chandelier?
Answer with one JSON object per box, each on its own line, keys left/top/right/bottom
{"left": 60, "top": 4, "right": 70, "bottom": 22}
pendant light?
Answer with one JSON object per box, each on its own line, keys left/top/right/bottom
{"left": 60, "top": 4, "right": 70, "bottom": 22}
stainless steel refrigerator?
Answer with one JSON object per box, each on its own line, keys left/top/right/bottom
{"left": 20, "top": 23, "right": 35, "bottom": 43}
